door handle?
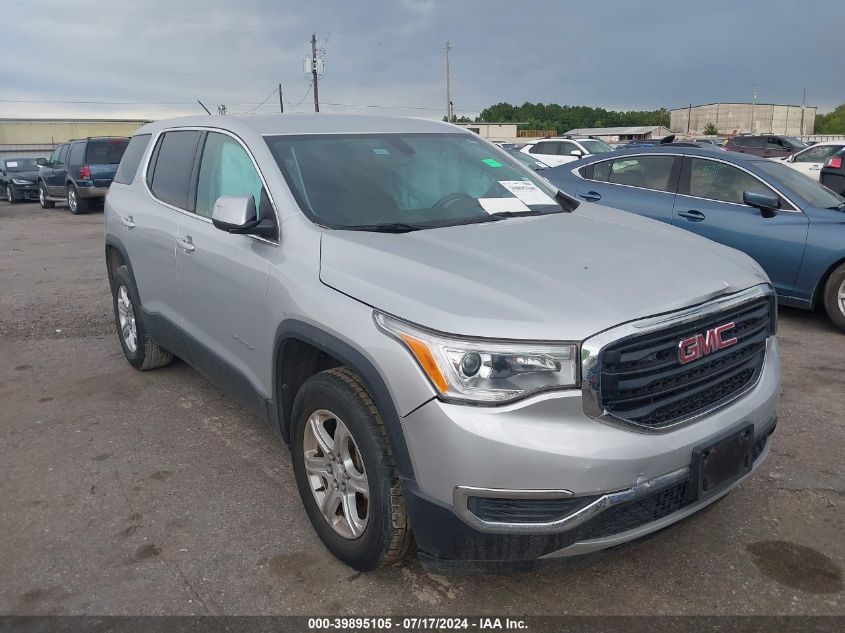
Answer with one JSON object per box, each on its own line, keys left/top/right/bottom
{"left": 579, "top": 191, "right": 602, "bottom": 202}
{"left": 176, "top": 236, "right": 196, "bottom": 253}
{"left": 120, "top": 215, "right": 135, "bottom": 230}
{"left": 678, "top": 210, "right": 706, "bottom": 222}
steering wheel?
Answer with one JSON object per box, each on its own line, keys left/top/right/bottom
{"left": 433, "top": 192, "right": 474, "bottom": 208}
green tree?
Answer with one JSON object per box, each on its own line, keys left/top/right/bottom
{"left": 476, "top": 102, "right": 668, "bottom": 134}
{"left": 815, "top": 104, "right": 845, "bottom": 134}
{"left": 703, "top": 122, "right": 718, "bottom": 136}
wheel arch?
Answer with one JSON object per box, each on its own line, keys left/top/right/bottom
{"left": 811, "top": 255, "right": 845, "bottom": 309}
{"left": 273, "top": 320, "right": 415, "bottom": 481}
{"left": 104, "top": 235, "right": 133, "bottom": 290}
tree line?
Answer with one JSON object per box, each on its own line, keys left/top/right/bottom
{"left": 449, "top": 101, "right": 845, "bottom": 135}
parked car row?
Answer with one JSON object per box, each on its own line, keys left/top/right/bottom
{"left": 1, "top": 136, "right": 130, "bottom": 214}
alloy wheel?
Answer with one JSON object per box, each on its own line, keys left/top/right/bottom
{"left": 6, "top": 186, "right": 11, "bottom": 203}
{"left": 116, "top": 286, "right": 138, "bottom": 353}
{"left": 68, "top": 188, "right": 77, "bottom": 212}
{"left": 838, "top": 279, "right": 845, "bottom": 317}
{"left": 39, "top": 187, "right": 45, "bottom": 206}
{"left": 302, "top": 409, "right": 369, "bottom": 539}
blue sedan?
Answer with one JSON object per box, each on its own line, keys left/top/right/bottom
{"left": 545, "top": 146, "right": 845, "bottom": 331}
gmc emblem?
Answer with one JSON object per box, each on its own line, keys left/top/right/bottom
{"left": 678, "top": 322, "right": 738, "bottom": 365}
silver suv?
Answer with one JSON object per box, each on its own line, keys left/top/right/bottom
{"left": 104, "top": 114, "right": 780, "bottom": 572}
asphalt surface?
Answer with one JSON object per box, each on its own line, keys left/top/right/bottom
{"left": 1, "top": 200, "right": 843, "bottom": 616}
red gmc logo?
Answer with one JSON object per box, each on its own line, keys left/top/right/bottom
{"left": 678, "top": 322, "right": 738, "bottom": 365}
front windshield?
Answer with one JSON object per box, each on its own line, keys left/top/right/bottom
{"left": 265, "top": 133, "right": 564, "bottom": 230}
{"left": 783, "top": 137, "right": 808, "bottom": 149}
{"left": 4, "top": 158, "right": 38, "bottom": 171}
{"left": 755, "top": 160, "right": 845, "bottom": 209}
{"left": 579, "top": 140, "right": 614, "bottom": 154}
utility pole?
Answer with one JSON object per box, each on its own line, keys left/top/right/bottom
{"left": 445, "top": 41, "right": 452, "bottom": 122}
{"left": 751, "top": 82, "right": 758, "bottom": 133}
{"left": 800, "top": 87, "right": 806, "bottom": 136}
{"left": 279, "top": 83, "right": 284, "bottom": 114}
{"left": 311, "top": 33, "right": 320, "bottom": 113}
{"left": 686, "top": 103, "right": 692, "bottom": 135}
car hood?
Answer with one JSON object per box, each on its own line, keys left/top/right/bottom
{"left": 6, "top": 169, "right": 39, "bottom": 182}
{"left": 319, "top": 203, "right": 770, "bottom": 341}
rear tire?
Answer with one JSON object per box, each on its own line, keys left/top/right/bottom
{"left": 39, "top": 183, "right": 55, "bottom": 209}
{"left": 111, "top": 265, "right": 174, "bottom": 370}
{"left": 822, "top": 263, "right": 845, "bottom": 332}
{"left": 291, "top": 367, "right": 413, "bottom": 570}
{"left": 67, "top": 184, "right": 89, "bottom": 214}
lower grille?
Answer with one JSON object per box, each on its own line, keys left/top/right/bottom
{"left": 466, "top": 495, "right": 597, "bottom": 524}
{"left": 598, "top": 297, "right": 772, "bottom": 429}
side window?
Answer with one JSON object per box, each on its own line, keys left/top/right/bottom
{"left": 767, "top": 137, "right": 785, "bottom": 148}
{"left": 68, "top": 142, "right": 86, "bottom": 166}
{"left": 148, "top": 130, "right": 201, "bottom": 210}
{"left": 559, "top": 141, "right": 578, "bottom": 157}
{"left": 114, "top": 134, "right": 151, "bottom": 185}
{"left": 49, "top": 146, "right": 62, "bottom": 164}
{"left": 195, "top": 132, "right": 265, "bottom": 219}
{"left": 794, "top": 145, "right": 840, "bottom": 163}
{"left": 593, "top": 155, "right": 675, "bottom": 191}
{"left": 688, "top": 158, "right": 771, "bottom": 205}
{"left": 55, "top": 145, "right": 69, "bottom": 166}
{"left": 529, "top": 142, "right": 552, "bottom": 155}
{"left": 748, "top": 137, "right": 766, "bottom": 148}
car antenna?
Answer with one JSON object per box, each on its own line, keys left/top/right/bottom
{"left": 197, "top": 100, "right": 212, "bottom": 115}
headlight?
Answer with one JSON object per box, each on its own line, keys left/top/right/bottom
{"left": 12, "top": 179, "right": 33, "bottom": 185}
{"left": 374, "top": 312, "right": 578, "bottom": 403}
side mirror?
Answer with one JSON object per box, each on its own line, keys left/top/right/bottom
{"left": 211, "top": 195, "right": 277, "bottom": 238}
{"left": 37, "top": 158, "right": 48, "bottom": 166}
{"left": 570, "top": 149, "right": 583, "bottom": 157}
{"left": 743, "top": 190, "right": 780, "bottom": 218}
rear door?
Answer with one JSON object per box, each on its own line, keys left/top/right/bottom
{"left": 174, "top": 130, "right": 279, "bottom": 407}
{"left": 672, "top": 156, "right": 808, "bottom": 298}
{"left": 576, "top": 153, "right": 681, "bottom": 223}
{"left": 761, "top": 137, "right": 792, "bottom": 159}
{"left": 85, "top": 138, "right": 130, "bottom": 189}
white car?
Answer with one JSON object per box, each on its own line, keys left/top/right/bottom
{"left": 779, "top": 141, "right": 845, "bottom": 181}
{"left": 520, "top": 136, "right": 615, "bottom": 167}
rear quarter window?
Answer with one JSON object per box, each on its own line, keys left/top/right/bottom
{"left": 114, "top": 134, "right": 151, "bottom": 185}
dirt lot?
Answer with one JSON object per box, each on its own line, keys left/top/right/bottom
{"left": 1, "top": 200, "right": 843, "bottom": 616}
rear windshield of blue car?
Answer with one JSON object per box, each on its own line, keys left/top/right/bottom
{"left": 265, "top": 133, "right": 565, "bottom": 231}
{"left": 86, "top": 138, "right": 130, "bottom": 165}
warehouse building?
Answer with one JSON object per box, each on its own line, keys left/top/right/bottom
{"left": 564, "top": 125, "right": 673, "bottom": 143}
{"left": 0, "top": 118, "right": 148, "bottom": 160}
{"left": 670, "top": 103, "right": 816, "bottom": 137}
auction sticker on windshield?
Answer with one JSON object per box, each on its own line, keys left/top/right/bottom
{"left": 499, "top": 180, "right": 557, "bottom": 206}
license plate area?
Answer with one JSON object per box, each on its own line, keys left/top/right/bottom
{"left": 691, "top": 424, "right": 754, "bottom": 500}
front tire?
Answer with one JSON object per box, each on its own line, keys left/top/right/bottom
{"left": 822, "top": 263, "right": 845, "bottom": 332}
{"left": 67, "top": 184, "right": 89, "bottom": 214}
{"left": 39, "top": 183, "right": 55, "bottom": 209}
{"left": 291, "top": 367, "right": 413, "bottom": 570}
{"left": 111, "top": 265, "right": 174, "bottom": 370}
{"left": 6, "top": 185, "right": 18, "bottom": 204}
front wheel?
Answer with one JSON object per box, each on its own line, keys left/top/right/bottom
{"left": 6, "top": 185, "right": 17, "bottom": 204}
{"left": 39, "top": 183, "right": 55, "bottom": 209}
{"left": 823, "top": 263, "right": 845, "bottom": 332}
{"left": 291, "top": 367, "right": 413, "bottom": 570}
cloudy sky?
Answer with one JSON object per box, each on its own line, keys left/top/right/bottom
{"left": 1, "top": 0, "right": 842, "bottom": 121}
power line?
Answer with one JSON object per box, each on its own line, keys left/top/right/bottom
{"left": 284, "top": 83, "right": 314, "bottom": 108}
{"left": 240, "top": 87, "right": 280, "bottom": 114}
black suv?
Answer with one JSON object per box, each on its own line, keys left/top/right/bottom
{"left": 1, "top": 157, "right": 41, "bottom": 203}
{"left": 38, "top": 137, "right": 130, "bottom": 214}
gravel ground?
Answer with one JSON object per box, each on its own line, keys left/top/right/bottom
{"left": 0, "top": 200, "right": 843, "bottom": 616}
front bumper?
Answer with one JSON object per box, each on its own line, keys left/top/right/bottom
{"left": 9, "top": 184, "right": 39, "bottom": 200}
{"left": 400, "top": 336, "right": 779, "bottom": 567}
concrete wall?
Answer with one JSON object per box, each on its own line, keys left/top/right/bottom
{"left": 455, "top": 123, "right": 519, "bottom": 141}
{"left": 670, "top": 104, "right": 815, "bottom": 136}
{"left": 0, "top": 119, "right": 147, "bottom": 159}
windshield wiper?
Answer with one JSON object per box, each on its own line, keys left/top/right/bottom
{"left": 343, "top": 222, "right": 426, "bottom": 233}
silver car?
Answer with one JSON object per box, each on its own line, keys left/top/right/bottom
{"left": 104, "top": 114, "right": 779, "bottom": 572}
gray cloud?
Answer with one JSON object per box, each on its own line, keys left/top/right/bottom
{"left": 1, "top": 0, "right": 842, "bottom": 121}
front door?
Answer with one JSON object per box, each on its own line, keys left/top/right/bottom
{"left": 673, "top": 156, "right": 809, "bottom": 298}
{"left": 175, "top": 131, "right": 279, "bottom": 407}
{"left": 45, "top": 144, "right": 69, "bottom": 195}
